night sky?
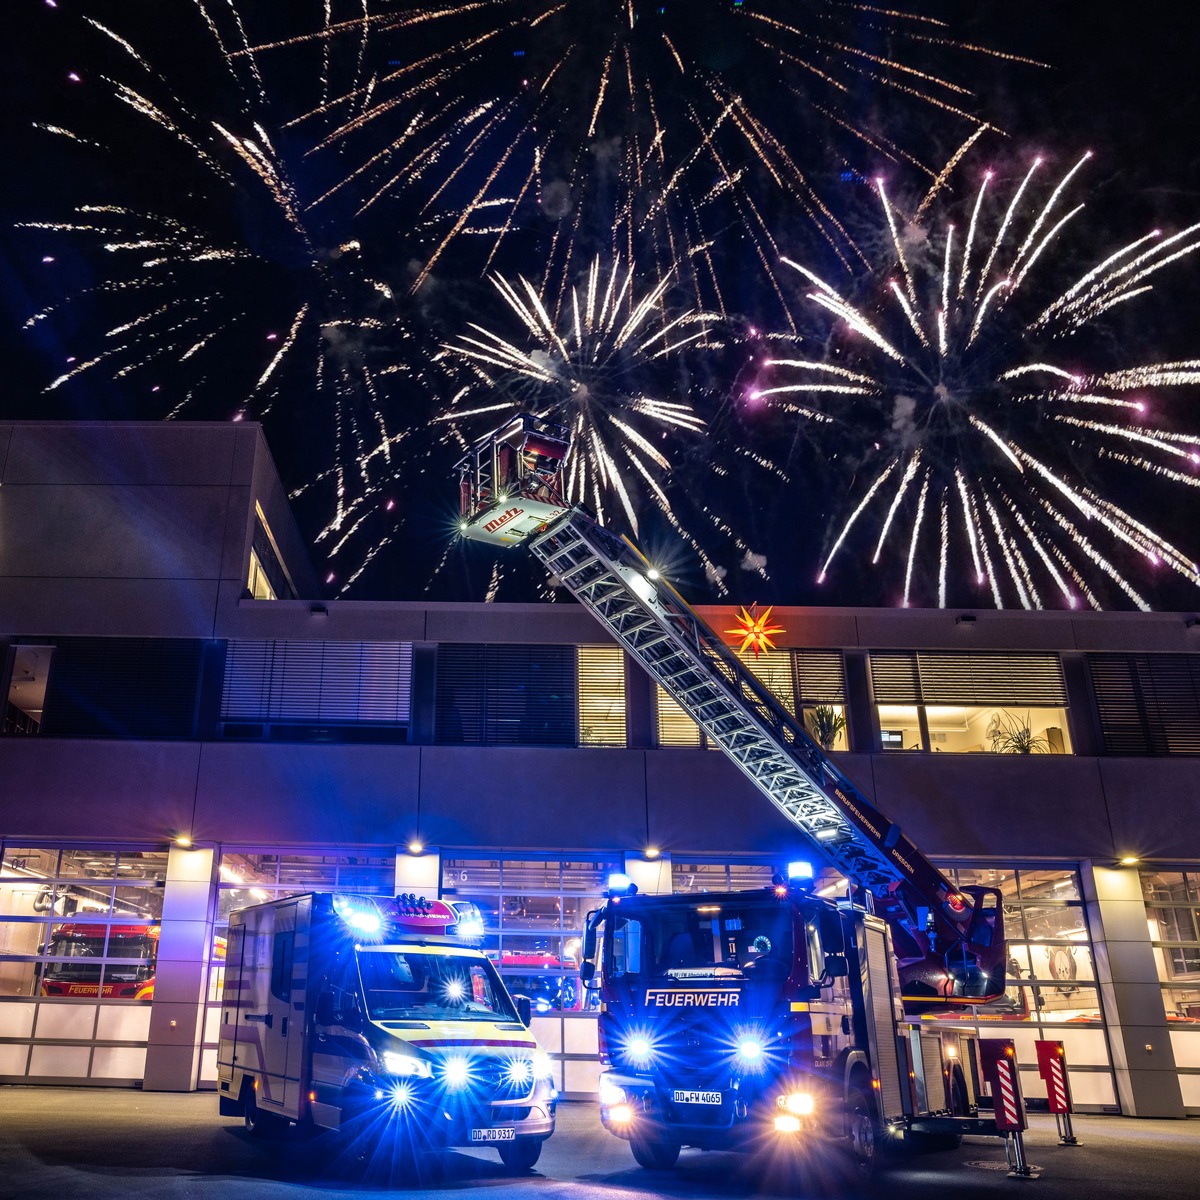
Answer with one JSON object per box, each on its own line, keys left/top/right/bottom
{"left": 2, "top": 2, "right": 1199, "bottom": 609}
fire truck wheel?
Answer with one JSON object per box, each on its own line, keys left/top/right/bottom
{"left": 846, "top": 1089, "right": 879, "bottom": 1178}
{"left": 497, "top": 1139, "right": 542, "bottom": 1172}
{"left": 242, "top": 1085, "right": 284, "bottom": 1138}
{"left": 630, "top": 1135, "right": 681, "bottom": 1171}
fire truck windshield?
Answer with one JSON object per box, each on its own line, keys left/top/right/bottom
{"left": 356, "top": 948, "right": 519, "bottom": 1023}
{"left": 607, "top": 898, "right": 793, "bottom": 984}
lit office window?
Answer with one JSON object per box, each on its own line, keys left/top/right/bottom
{"left": 577, "top": 646, "right": 626, "bottom": 747}
{"left": 870, "top": 651, "right": 1072, "bottom": 753}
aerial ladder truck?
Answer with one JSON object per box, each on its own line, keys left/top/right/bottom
{"left": 456, "top": 416, "right": 1012, "bottom": 1174}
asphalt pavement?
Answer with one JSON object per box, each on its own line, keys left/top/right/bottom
{"left": 0, "top": 1089, "right": 1195, "bottom": 1200}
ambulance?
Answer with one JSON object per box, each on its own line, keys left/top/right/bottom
{"left": 216, "top": 892, "right": 556, "bottom": 1169}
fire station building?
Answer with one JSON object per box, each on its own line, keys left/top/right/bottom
{"left": 0, "top": 421, "right": 1197, "bottom": 1118}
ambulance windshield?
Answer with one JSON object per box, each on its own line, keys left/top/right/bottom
{"left": 606, "top": 897, "right": 793, "bottom": 984}
{"left": 356, "top": 948, "right": 519, "bottom": 1023}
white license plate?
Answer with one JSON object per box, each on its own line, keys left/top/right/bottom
{"left": 673, "top": 1089, "right": 722, "bottom": 1106}
{"left": 470, "top": 1127, "right": 516, "bottom": 1142}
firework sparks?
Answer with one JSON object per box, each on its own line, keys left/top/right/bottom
{"left": 274, "top": 1, "right": 1036, "bottom": 318}
{"left": 22, "top": 5, "right": 426, "bottom": 590}
{"left": 442, "top": 257, "right": 709, "bottom": 538}
{"left": 766, "top": 153, "right": 1200, "bottom": 610}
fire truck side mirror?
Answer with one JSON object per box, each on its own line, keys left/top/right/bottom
{"left": 580, "top": 961, "right": 596, "bottom": 983}
{"left": 823, "top": 955, "right": 849, "bottom": 979}
{"left": 818, "top": 909, "right": 846, "bottom": 955}
{"left": 316, "top": 991, "right": 338, "bottom": 1026}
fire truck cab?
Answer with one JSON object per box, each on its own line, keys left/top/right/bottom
{"left": 587, "top": 869, "right": 986, "bottom": 1175}
{"left": 217, "top": 892, "right": 556, "bottom": 1170}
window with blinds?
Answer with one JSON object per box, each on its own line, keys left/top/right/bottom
{"left": 577, "top": 646, "right": 626, "bottom": 747}
{"left": 869, "top": 651, "right": 1068, "bottom": 706}
{"left": 221, "top": 641, "right": 413, "bottom": 728}
{"left": 40, "top": 638, "right": 204, "bottom": 738}
{"left": 656, "top": 685, "right": 703, "bottom": 747}
{"left": 869, "top": 651, "right": 1071, "bottom": 754}
{"left": 435, "top": 644, "right": 576, "bottom": 746}
{"left": 742, "top": 649, "right": 796, "bottom": 711}
{"left": 1088, "top": 654, "right": 1200, "bottom": 755}
{"left": 655, "top": 649, "right": 846, "bottom": 749}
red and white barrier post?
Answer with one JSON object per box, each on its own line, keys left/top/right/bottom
{"left": 979, "top": 1038, "right": 1038, "bottom": 1179}
{"left": 1036, "top": 1039, "right": 1080, "bottom": 1146}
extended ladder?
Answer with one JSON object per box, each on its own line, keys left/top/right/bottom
{"left": 530, "top": 508, "right": 1003, "bottom": 1005}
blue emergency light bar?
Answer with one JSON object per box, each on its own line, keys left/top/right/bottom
{"left": 787, "top": 861, "right": 814, "bottom": 881}
{"left": 607, "top": 872, "right": 637, "bottom": 896}
{"left": 332, "top": 895, "right": 383, "bottom": 935}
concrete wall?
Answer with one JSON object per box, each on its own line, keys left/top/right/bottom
{"left": 0, "top": 422, "right": 318, "bottom": 639}
{"left": 4, "top": 736, "right": 1199, "bottom": 863}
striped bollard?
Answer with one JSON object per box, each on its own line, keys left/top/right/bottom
{"left": 979, "top": 1038, "right": 1038, "bottom": 1179}
{"left": 1036, "top": 1040, "right": 1080, "bottom": 1146}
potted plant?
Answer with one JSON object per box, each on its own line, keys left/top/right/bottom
{"left": 986, "top": 710, "right": 1050, "bottom": 754}
{"left": 806, "top": 704, "right": 846, "bottom": 751}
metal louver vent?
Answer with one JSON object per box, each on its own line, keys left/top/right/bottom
{"left": 221, "top": 641, "right": 413, "bottom": 724}
{"left": 1088, "top": 653, "right": 1200, "bottom": 755}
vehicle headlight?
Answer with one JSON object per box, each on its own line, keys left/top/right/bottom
{"left": 599, "top": 1079, "right": 627, "bottom": 1107}
{"left": 382, "top": 1050, "right": 432, "bottom": 1078}
{"left": 442, "top": 1056, "right": 472, "bottom": 1090}
{"left": 531, "top": 1050, "right": 555, "bottom": 1080}
{"left": 778, "top": 1091, "right": 815, "bottom": 1115}
{"left": 506, "top": 1058, "right": 533, "bottom": 1086}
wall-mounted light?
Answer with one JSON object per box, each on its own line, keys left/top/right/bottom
{"left": 310, "top": 603, "right": 328, "bottom": 617}
{"left": 955, "top": 614, "right": 977, "bottom": 626}
{"left": 174, "top": 834, "right": 193, "bottom": 848}
{"left": 407, "top": 840, "right": 425, "bottom": 855}
{"left": 644, "top": 846, "right": 660, "bottom": 860}
{"left": 1118, "top": 855, "right": 1140, "bottom": 866}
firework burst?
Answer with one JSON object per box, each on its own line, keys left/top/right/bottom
{"left": 274, "top": 1, "right": 1035, "bottom": 320}
{"left": 442, "top": 257, "right": 711, "bottom": 533}
{"left": 21, "top": 4, "right": 429, "bottom": 591}
{"left": 764, "top": 153, "right": 1200, "bottom": 610}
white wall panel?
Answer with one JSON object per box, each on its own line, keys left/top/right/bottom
{"left": 91, "top": 1046, "right": 147, "bottom": 1079}
{"left": 0, "top": 1002, "right": 36, "bottom": 1039}
{"left": 95, "top": 1005, "right": 152, "bottom": 1042}
{"left": 34, "top": 1004, "right": 97, "bottom": 1040}
{"left": 28, "top": 1044, "right": 90, "bottom": 1077}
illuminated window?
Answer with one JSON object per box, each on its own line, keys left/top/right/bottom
{"left": 577, "top": 646, "right": 626, "bottom": 747}
{"left": 656, "top": 685, "right": 703, "bottom": 747}
{"left": 247, "top": 551, "right": 276, "bottom": 600}
{"left": 0, "top": 846, "right": 167, "bottom": 1003}
{"left": 441, "top": 855, "right": 617, "bottom": 1019}
{"left": 246, "top": 504, "right": 296, "bottom": 600}
{"left": 3, "top": 645, "right": 53, "bottom": 735}
{"left": 870, "top": 651, "right": 1072, "bottom": 753}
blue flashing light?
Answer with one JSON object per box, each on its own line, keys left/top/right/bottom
{"left": 787, "top": 861, "right": 814, "bottom": 881}
{"left": 333, "top": 895, "right": 383, "bottom": 935}
{"left": 607, "top": 872, "right": 633, "bottom": 894}
{"left": 736, "top": 1037, "right": 764, "bottom": 1065}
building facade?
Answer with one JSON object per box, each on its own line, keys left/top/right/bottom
{"left": 0, "top": 422, "right": 1198, "bottom": 1118}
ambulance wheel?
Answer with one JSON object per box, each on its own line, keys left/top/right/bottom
{"left": 243, "top": 1084, "right": 283, "bottom": 1138}
{"left": 630, "top": 1135, "right": 680, "bottom": 1171}
{"left": 497, "top": 1139, "right": 542, "bottom": 1172}
{"left": 846, "top": 1089, "right": 879, "bottom": 1178}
